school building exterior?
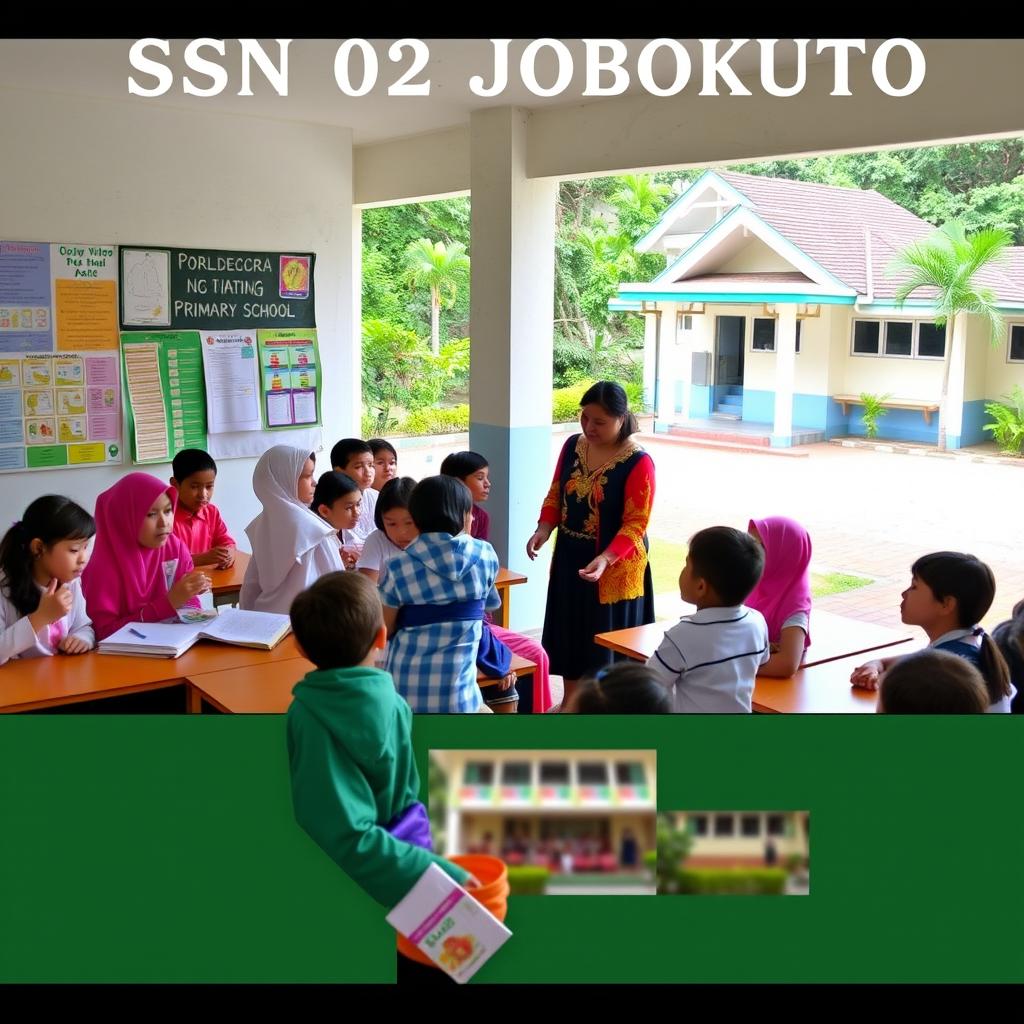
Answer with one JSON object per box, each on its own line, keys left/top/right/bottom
{"left": 615, "top": 170, "right": 1024, "bottom": 449}
{"left": 430, "top": 749, "right": 656, "bottom": 869}
{"left": 667, "top": 810, "right": 810, "bottom": 868}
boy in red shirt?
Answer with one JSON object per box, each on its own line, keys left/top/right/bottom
{"left": 170, "top": 449, "right": 236, "bottom": 569}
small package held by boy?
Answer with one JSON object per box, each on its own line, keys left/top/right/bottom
{"left": 386, "top": 862, "right": 512, "bottom": 984}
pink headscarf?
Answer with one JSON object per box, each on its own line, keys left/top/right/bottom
{"left": 83, "top": 472, "right": 197, "bottom": 640}
{"left": 745, "top": 516, "right": 812, "bottom": 649}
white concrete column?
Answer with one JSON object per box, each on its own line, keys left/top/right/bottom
{"left": 771, "top": 305, "right": 798, "bottom": 447}
{"left": 642, "top": 311, "right": 658, "bottom": 415}
{"left": 945, "top": 315, "right": 967, "bottom": 448}
{"left": 445, "top": 805, "right": 461, "bottom": 858}
{"left": 468, "top": 107, "right": 558, "bottom": 630}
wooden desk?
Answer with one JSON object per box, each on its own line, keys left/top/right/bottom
{"left": 209, "top": 551, "right": 250, "bottom": 606}
{"left": 0, "top": 634, "right": 304, "bottom": 713}
{"left": 595, "top": 609, "right": 914, "bottom": 668}
{"left": 187, "top": 653, "right": 538, "bottom": 714}
{"left": 753, "top": 652, "right": 881, "bottom": 714}
{"left": 494, "top": 568, "right": 528, "bottom": 629}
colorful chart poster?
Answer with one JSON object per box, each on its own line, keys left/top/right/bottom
{"left": 257, "top": 329, "right": 321, "bottom": 429}
{"left": 0, "top": 241, "right": 53, "bottom": 353}
{"left": 0, "top": 351, "right": 123, "bottom": 473}
{"left": 121, "top": 332, "right": 208, "bottom": 463}
{"left": 199, "top": 331, "right": 262, "bottom": 434}
{"left": 52, "top": 243, "right": 119, "bottom": 350}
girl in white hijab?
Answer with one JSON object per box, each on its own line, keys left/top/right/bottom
{"left": 239, "top": 446, "right": 344, "bottom": 614}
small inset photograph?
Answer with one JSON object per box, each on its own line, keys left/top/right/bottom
{"left": 656, "top": 811, "right": 810, "bottom": 895}
{"left": 429, "top": 749, "right": 657, "bottom": 896}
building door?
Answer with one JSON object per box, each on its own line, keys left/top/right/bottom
{"left": 713, "top": 315, "right": 745, "bottom": 417}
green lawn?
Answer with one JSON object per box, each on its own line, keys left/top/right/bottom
{"left": 646, "top": 536, "right": 872, "bottom": 598}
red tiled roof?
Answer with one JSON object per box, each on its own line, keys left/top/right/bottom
{"left": 679, "top": 171, "right": 1024, "bottom": 304}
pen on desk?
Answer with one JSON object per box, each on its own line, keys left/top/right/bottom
{"left": 129, "top": 628, "right": 147, "bottom": 639}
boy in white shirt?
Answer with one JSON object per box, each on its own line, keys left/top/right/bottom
{"left": 331, "top": 438, "right": 378, "bottom": 560}
{"left": 647, "top": 526, "right": 770, "bottom": 713}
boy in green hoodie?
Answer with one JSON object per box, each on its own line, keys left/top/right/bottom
{"left": 286, "top": 571, "right": 475, "bottom": 951}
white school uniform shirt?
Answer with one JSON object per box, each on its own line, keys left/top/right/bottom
{"left": 0, "top": 576, "right": 94, "bottom": 666}
{"left": 646, "top": 605, "right": 770, "bottom": 714}
{"left": 929, "top": 627, "right": 1017, "bottom": 714}
{"left": 341, "top": 488, "right": 378, "bottom": 551}
{"left": 354, "top": 528, "right": 405, "bottom": 587}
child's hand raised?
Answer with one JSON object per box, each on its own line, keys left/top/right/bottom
{"left": 850, "top": 660, "right": 883, "bottom": 690}
{"left": 168, "top": 569, "right": 212, "bottom": 609}
{"left": 32, "top": 578, "right": 74, "bottom": 628}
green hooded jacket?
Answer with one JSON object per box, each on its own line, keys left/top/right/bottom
{"left": 287, "top": 665, "right": 469, "bottom": 908}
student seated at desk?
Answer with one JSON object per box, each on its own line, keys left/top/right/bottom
{"left": 0, "top": 496, "right": 96, "bottom": 665}
{"left": 851, "top": 552, "right": 1015, "bottom": 713}
{"left": 310, "top": 471, "right": 363, "bottom": 570}
{"left": 441, "top": 450, "right": 553, "bottom": 714}
{"left": 380, "top": 476, "right": 503, "bottom": 714}
{"left": 877, "top": 649, "right": 989, "bottom": 714}
{"left": 992, "top": 597, "right": 1024, "bottom": 714}
{"left": 368, "top": 438, "right": 399, "bottom": 493}
{"left": 84, "top": 473, "right": 210, "bottom": 640}
{"left": 169, "top": 448, "right": 236, "bottom": 570}
{"left": 330, "top": 438, "right": 378, "bottom": 563}
{"left": 286, "top": 571, "right": 477, "bottom": 917}
{"left": 646, "top": 527, "right": 770, "bottom": 713}
{"left": 746, "top": 516, "right": 813, "bottom": 677}
{"left": 240, "top": 446, "right": 343, "bottom": 615}
{"left": 564, "top": 663, "right": 671, "bottom": 714}
{"left": 356, "top": 476, "right": 418, "bottom": 587}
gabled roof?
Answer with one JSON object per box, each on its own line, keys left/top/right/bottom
{"left": 639, "top": 169, "right": 1024, "bottom": 305}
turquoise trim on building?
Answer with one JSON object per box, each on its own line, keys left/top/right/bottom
{"left": 841, "top": 405, "right": 939, "bottom": 444}
{"left": 618, "top": 290, "right": 855, "bottom": 305}
{"left": 741, "top": 389, "right": 775, "bottom": 424}
{"left": 959, "top": 399, "right": 989, "bottom": 447}
{"left": 770, "top": 434, "right": 794, "bottom": 448}
{"left": 634, "top": 170, "right": 750, "bottom": 251}
{"left": 608, "top": 298, "right": 642, "bottom": 311}
{"left": 690, "top": 384, "right": 713, "bottom": 418}
{"left": 674, "top": 379, "right": 684, "bottom": 415}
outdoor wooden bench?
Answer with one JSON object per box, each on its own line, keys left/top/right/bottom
{"left": 833, "top": 394, "right": 941, "bottom": 425}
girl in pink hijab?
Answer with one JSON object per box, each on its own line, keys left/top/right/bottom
{"left": 83, "top": 473, "right": 211, "bottom": 641}
{"left": 746, "top": 516, "right": 813, "bottom": 677}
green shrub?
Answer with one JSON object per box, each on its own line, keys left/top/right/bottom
{"left": 507, "top": 865, "right": 550, "bottom": 895}
{"left": 983, "top": 385, "right": 1024, "bottom": 454}
{"left": 552, "top": 380, "right": 595, "bottom": 422}
{"left": 675, "top": 867, "right": 787, "bottom": 895}
{"left": 398, "top": 405, "right": 470, "bottom": 436}
{"left": 859, "top": 392, "right": 892, "bottom": 439}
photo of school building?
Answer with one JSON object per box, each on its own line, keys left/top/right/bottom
{"left": 616, "top": 170, "right": 1024, "bottom": 449}
{"left": 666, "top": 810, "right": 810, "bottom": 868}
{"left": 429, "top": 749, "right": 656, "bottom": 893}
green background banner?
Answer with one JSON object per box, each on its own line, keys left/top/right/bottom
{"left": 1, "top": 715, "right": 1020, "bottom": 984}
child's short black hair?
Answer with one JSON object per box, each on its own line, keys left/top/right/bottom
{"left": 440, "top": 450, "right": 488, "bottom": 480}
{"left": 330, "top": 438, "right": 372, "bottom": 469}
{"left": 368, "top": 438, "right": 398, "bottom": 460}
{"left": 172, "top": 448, "right": 217, "bottom": 481}
{"left": 408, "top": 476, "right": 472, "bottom": 536}
{"left": 687, "top": 526, "right": 765, "bottom": 607}
{"left": 879, "top": 649, "right": 989, "bottom": 714}
{"left": 311, "top": 471, "right": 360, "bottom": 513}
{"left": 290, "top": 571, "right": 383, "bottom": 669}
{"left": 574, "top": 663, "right": 671, "bottom": 714}
{"left": 374, "top": 476, "right": 417, "bottom": 530}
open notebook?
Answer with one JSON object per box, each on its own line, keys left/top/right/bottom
{"left": 98, "top": 608, "right": 292, "bottom": 658}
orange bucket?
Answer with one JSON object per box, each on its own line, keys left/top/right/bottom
{"left": 396, "top": 855, "right": 509, "bottom": 967}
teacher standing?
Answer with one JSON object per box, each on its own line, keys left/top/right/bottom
{"left": 527, "top": 381, "right": 656, "bottom": 707}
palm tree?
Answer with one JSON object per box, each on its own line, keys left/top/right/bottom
{"left": 890, "top": 221, "right": 1010, "bottom": 450}
{"left": 402, "top": 238, "right": 470, "bottom": 355}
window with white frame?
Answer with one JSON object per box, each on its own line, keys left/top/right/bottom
{"left": 740, "top": 814, "right": 761, "bottom": 837}
{"left": 713, "top": 814, "right": 735, "bottom": 837}
{"left": 751, "top": 317, "right": 802, "bottom": 353}
{"left": 689, "top": 814, "right": 709, "bottom": 836}
{"left": 1009, "top": 324, "right": 1024, "bottom": 362}
{"left": 852, "top": 319, "right": 947, "bottom": 359}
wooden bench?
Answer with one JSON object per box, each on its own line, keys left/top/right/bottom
{"left": 478, "top": 653, "right": 536, "bottom": 714}
{"left": 833, "top": 395, "right": 940, "bottom": 426}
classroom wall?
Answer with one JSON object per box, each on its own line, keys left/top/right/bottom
{"left": 0, "top": 88, "right": 356, "bottom": 548}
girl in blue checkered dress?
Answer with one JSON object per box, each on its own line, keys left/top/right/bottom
{"left": 380, "top": 476, "right": 502, "bottom": 713}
